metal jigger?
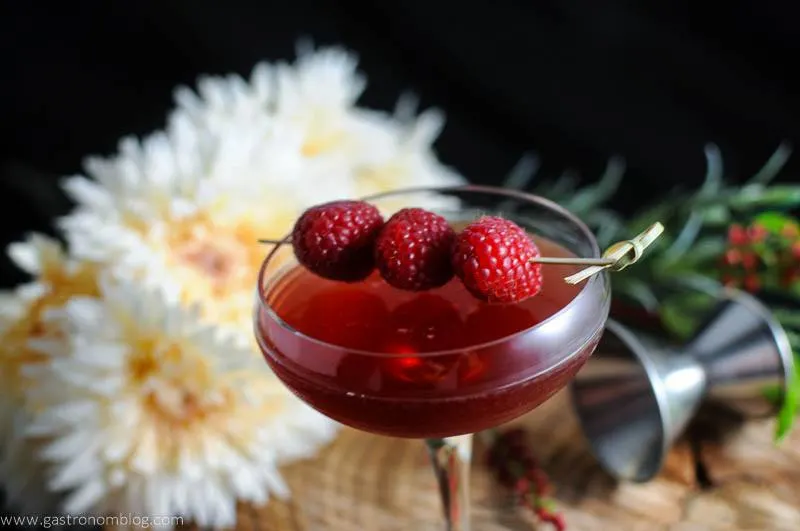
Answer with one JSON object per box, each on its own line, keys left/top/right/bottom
{"left": 570, "top": 287, "right": 795, "bottom": 482}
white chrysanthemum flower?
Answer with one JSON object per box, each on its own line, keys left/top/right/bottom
{"left": 59, "top": 45, "right": 464, "bottom": 345}
{"left": 3, "top": 43, "right": 471, "bottom": 530}
{"left": 24, "top": 275, "right": 336, "bottom": 528}
{"left": 0, "top": 234, "right": 100, "bottom": 513}
{"left": 269, "top": 44, "right": 464, "bottom": 208}
{"left": 58, "top": 118, "right": 339, "bottom": 343}
{"left": 273, "top": 44, "right": 374, "bottom": 161}
{"left": 173, "top": 64, "right": 273, "bottom": 132}
{"left": 174, "top": 43, "right": 464, "bottom": 195}
{"left": 0, "top": 234, "right": 99, "bottom": 435}
{"left": 1, "top": 417, "right": 63, "bottom": 515}
{"left": 353, "top": 102, "right": 465, "bottom": 213}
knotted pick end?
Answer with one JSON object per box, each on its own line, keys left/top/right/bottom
{"left": 563, "top": 222, "right": 665, "bottom": 284}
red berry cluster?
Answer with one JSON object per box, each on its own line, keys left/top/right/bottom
{"left": 721, "top": 221, "right": 800, "bottom": 293}
{"left": 782, "top": 224, "right": 800, "bottom": 287}
{"left": 288, "top": 200, "right": 544, "bottom": 303}
{"left": 486, "top": 427, "right": 565, "bottom": 531}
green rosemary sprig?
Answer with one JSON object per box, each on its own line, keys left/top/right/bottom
{"left": 506, "top": 142, "right": 800, "bottom": 441}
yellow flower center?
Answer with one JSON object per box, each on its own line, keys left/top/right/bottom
{"left": 128, "top": 336, "right": 231, "bottom": 429}
{"left": 298, "top": 112, "right": 349, "bottom": 157}
{"left": 301, "top": 130, "right": 347, "bottom": 157}
{"left": 122, "top": 330, "right": 282, "bottom": 472}
{"left": 161, "top": 207, "right": 297, "bottom": 327}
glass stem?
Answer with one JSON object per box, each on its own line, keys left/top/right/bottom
{"left": 425, "top": 434, "right": 473, "bottom": 531}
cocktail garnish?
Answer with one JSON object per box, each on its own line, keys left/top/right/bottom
{"left": 375, "top": 208, "right": 456, "bottom": 290}
{"left": 452, "top": 216, "right": 544, "bottom": 303}
{"left": 259, "top": 200, "right": 664, "bottom": 301}
{"left": 287, "top": 199, "right": 384, "bottom": 282}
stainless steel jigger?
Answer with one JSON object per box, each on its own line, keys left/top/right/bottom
{"left": 570, "top": 287, "right": 795, "bottom": 482}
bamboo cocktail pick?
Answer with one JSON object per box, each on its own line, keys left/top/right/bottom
{"left": 556, "top": 222, "right": 664, "bottom": 284}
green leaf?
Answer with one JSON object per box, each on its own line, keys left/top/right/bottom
{"left": 659, "top": 291, "right": 717, "bottom": 340}
{"left": 757, "top": 245, "right": 780, "bottom": 268}
{"left": 678, "top": 237, "right": 727, "bottom": 268}
{"left": 748, "top": 142, "right": 792, "bottom": 186}
{"left": 753, "top": 212, "right": 798, "bottom": 236}
{"left": 775, "top": 332, "right": 800, "bottom": 441}
{"left": 702, "top": 205, "right": 731, "bottom": 226}
{"left": 774, "top": 309, "right": 800, "bottom": 330}
{"left": 660, "top": 305, "right": 697, "bottom": 340}
{"left": 615, "top": 277, "right": 661, "bottom": 313}
{"left": 775, "top": 354, "right": 800, "bottom": 442}
{"left": 503, "top": 153, "right": 540, "bottom": 190}
{"left": 728, "top": 186, "right": 800, "bottom": 209}
{"left": 650, "top": 238, "right": 723, "bottom": 283}
{"left": 628, "top": 198, "right": 683, "bottom": 234}
{"left": 662, "top": 213, "right": 704, "bottom": 264}
{"left": 546, "top": 170, "right": 580, "bottom": 198}
{"left": 568, "top": 156, "right": 626, "bottom": 213}
{"left": 753, "top": 212, "right": 799, "bottom": 234}
{"left": 700, "top": 144, "right": 724, "bottom": 195}
{"left": 775, "top": 384, "right": 797, "bottom": 442}
{"left": 582, "top": 209, "right": 626, "bottom": 247}
{"left": 658, "top": 150, "right": 725, "bottom": 263}
{"left": 678, "top": 186, "right": 800, "bottom": 212}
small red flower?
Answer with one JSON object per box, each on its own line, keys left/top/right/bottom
{"left": 722, "top": 248, "right": 741, "bottom": 266}
{"left": 487, "top": 428, "right": 565, "bottom": 530}
{"left": 535, "top": 507, "right": 566, "bottom": 531}
{"left": 728, "top": 224, "right": 749, "bottom": 246}
{"left": 744, "top": 274, "right": 761, "bottom": 293}
{"left": 740, "top": 251, "right": 758, "bottom": 270}
{"left": 747, "top": 223, "right": 768, "bottom": 243}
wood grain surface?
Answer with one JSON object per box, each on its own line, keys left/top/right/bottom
{"left": 168, "top": 390, "right": 800, "bottom": 531}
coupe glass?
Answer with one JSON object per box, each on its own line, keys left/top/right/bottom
{"left": 254, "top": 185, "right": 611, "bottom": 530}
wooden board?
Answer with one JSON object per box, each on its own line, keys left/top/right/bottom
{"left": 177, "top": 391, "right": 800, "bottom": 531}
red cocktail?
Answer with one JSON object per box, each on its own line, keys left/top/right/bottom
{"left": 254, "top": 186, "right": 610, "bottom": 530}
{"left": 258, "top": 235, "right": 596, "bottom": 438}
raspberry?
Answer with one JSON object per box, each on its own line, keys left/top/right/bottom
{"left": 452, "top": 216, "right": 543, "bottom": 303}
{"left": 291, "top": 200, "right": 384, "bottom": 281}
{"left": 374, "top": 208, "right": 456, "bottom": 291}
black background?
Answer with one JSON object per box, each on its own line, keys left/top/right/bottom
{"left": 2, "top": 0, "right": 800, "bottom": 289}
